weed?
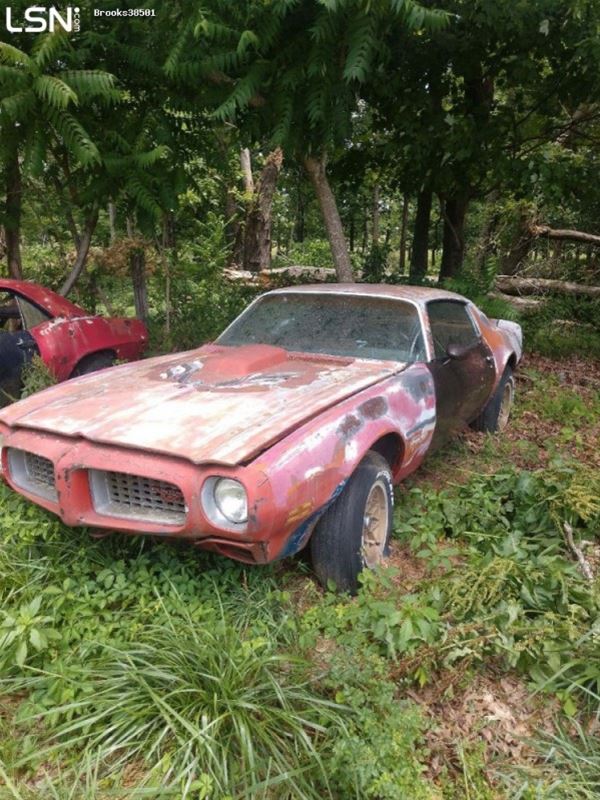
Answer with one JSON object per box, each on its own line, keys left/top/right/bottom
{"left": 19, "top": 356, "right": 56, "bottom": 399}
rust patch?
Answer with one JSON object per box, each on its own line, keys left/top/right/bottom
{"left": 359, "top": 396, "right": 388, "bottom": 419}
{"left": 402, "top": 372, "right": 433, "bottom": 401}
{"left": 286, "top": 500, "right": 314, "bottom": 524}
{"left": 337, "top": 413, "right": 363, "bottom": 440}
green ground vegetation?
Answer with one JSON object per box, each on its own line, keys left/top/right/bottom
{"left": 1, "top": 353, "right": 599, "bottom": 799}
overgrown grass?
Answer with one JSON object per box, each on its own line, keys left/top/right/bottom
{"left": 523, "top": 295, "right": 600, "bottom": 360}
{"left": 12, "top": 601, "right": 342, "bottom": 798}
{"left": 0, "top": 487, "right": 436, "bottom": 798}
{"left": 500, "top": 712, "right": 600, "bottom": 799}
{"left": 20, "top": 356, "right": 57, "bottom": 399}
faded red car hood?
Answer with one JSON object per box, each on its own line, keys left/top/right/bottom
{"left": 1, "top": 344, "right": 404, "bottom": 465}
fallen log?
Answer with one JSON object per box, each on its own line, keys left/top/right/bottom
{"left": 488, "top": 292, "right": 543, "bottom": 312}
{"left": 224, "top": 264, "right": 336, "bottom": 287}
{"left": 530, "top": 224, "right": 600, "bottom": 247}
{"left": 496, "top": 275, "right": 600, "bottom": 298}
{"left": 261, "top": 265, "right": 335, "bottom": 280}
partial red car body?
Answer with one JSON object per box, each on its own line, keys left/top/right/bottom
{"left": 0, "top": 279, "right": 147, "bottom": 383}
{"left": 0, "top": 284, "right": 522, "bottom": 587}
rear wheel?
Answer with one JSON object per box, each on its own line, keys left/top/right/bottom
{"left": 71, "top": 351, "right": 115, "bottom": 377}
{"left": 471, "top": 367, "right": 515, "bottom": 433}
{"left": 310, "top": 451, "right": 393, "bottom": 594}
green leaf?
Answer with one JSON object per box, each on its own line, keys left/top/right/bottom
{"left": 34, "top": 75, "right": 78, "bottom": 109}
{"left": 563, "top": 695, "right": 577, "bottom": 716}
{"left": 15, "top": 640, "right": 27, "bottom": 667}
{"left": 28, "top": 595, "right": 42, "bottom": 616}
{"left": 0, "top": 42, "right": 32, "bottom": 68}
{"left": 29, "top": 628, "right": 46, "bottom": 651}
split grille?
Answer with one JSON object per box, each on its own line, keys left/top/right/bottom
{"left": 6, "top": 449, "right": 187, "bottom": 527}
{"left": 7, "top": 449, "right": 57, "bottom": 502}
{"left": 89, "top": 469, "right": 186, "bottom": 526}
{"left": 24, "top": 452, "right": 54, "bottom": 489}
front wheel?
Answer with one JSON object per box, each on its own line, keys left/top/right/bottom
{"left": 310, "top": 451, "right": 393, "bottom": 594}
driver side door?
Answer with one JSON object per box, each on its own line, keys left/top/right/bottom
{"left": 426, "top": 300, "right": 495, "bottom": 447}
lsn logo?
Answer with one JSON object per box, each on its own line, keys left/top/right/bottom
{"left": 5, "top": 6, "right": 81, "bottom": 33}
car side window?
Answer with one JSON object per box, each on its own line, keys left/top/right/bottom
{"left": 15, "top": 296, "right": 51, "bottom": 330}
{"left": 427, "top": 301, "right": 480, "bottom": 359}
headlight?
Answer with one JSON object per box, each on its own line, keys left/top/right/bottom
{"left": 213, "top": 478, "right": 248, "bottom": 524}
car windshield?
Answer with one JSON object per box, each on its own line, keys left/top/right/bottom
{"left": 218, "top": 293, "right": 427, "bottom": 362}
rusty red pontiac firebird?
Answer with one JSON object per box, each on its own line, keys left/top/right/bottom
{"left": 0, "top": 285, "right": 522, "bottom": 592}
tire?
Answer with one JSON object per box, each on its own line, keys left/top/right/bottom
{"left": 71, "top": 351, "right": 115, "bottom": 378}
{"left": 310, "top": 451, "right": 393, "bottom": 594}
{"left": 471, "top": 367, "right": 515, "bottom": 433}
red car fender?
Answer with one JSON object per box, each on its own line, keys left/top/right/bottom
{"left": 472, "top": 307, "right": 520, "bottom": 394}
{"left": 30, "top": 317, "right": 148, "bottom": 381}
{"left": 251, "top": 362, "right": 436, "bottom": 560}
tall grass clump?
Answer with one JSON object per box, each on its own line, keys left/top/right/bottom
{"left": 33, "top": 599, "right": 342, "bottom": 798}
{"left": 500, "top": 700, "right": 600, "bottom": 799}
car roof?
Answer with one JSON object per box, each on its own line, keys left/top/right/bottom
{"left": 265, "top": 283, "right": 468, "bottom": 307}
{"left": 0, "top": 278, "right": 86, "bottom": 318}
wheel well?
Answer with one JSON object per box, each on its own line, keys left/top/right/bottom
{"left": 71, "top": 349, "right": 117, "bottom": 377}
{"left": 369, "top": 433, "right": 405, "bottom": 473}
{"left": 506, "top": 353, "right": 517, "bottom": 370}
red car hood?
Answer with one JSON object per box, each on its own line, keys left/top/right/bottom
{"left": 1, "top": 344, "right": 404, "bottom": 465}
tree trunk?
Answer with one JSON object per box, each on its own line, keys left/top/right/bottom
{"left": 304, "top": 154, "right": 353, "bottom": 282}
{"left": 130, "top": 244, "right": 149, "bottom": 322}
{"left": 293, "top": 185, "right": 305, "bottom": 243}
{"left": 59, "top": 204, "right": 99, "bottom": 296}
{"left": 501, "top": 206, "right": 535, "bottom": 275}
{"left": 410, "top": 188, "right": 432, "bottom": 281}
{"left": 161, "top": 212, "right": 177, "bottom": 337}
{"left": 552, "top": 239, "right": 563, "bottom": 262}
{"left": 52, "top": 175, "right": 81, "bottom": 251}
{"left": 242, "top": 148, "right": 283, "bottom": 272}
{"left": 224, "top": 188, "right": 238, "bottom": 242}
{"left": 439, "top": 193, "right": 470, "bottom": 281}
{"left": 372, "top": 183, "right": 380, "bottom": 246}
{"left": 398, "top": 194, "right": 409, "bottom": 273}
{"left": 108, "top": 202, "right": 117, "bottom": 244}
{"left": 240, "top": 148, "right": 255, "bottom": 194}
{"left": 5, "top": 150, "right": 23, "bottom": 279}
{"left": 474, "top": 190, "right": 500, "bottom": 274}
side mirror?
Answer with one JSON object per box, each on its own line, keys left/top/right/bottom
{"left": 446, "top": 342, "right": 473, "bottom": 360}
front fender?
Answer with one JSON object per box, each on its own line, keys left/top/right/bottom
{"left": 252, "top": 362, "right": 436, "bottom": 559}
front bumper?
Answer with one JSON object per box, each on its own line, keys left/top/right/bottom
{"left": 0, "top": 425, "right": 279, "bottom": 564}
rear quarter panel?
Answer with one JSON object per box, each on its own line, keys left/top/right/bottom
{"left": 31, "top": 317, "right": 148, "bottom": 381}
{"left": 252, "top": 362, "right": 436, "bottom": 559}
{"left": 471, "top": 306, "right": 521, "bottom": 392}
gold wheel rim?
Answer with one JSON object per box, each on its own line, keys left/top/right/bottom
{"left": 498, "top": 380, "right": 514, "bottom": 431}
{"left": 361, "top": 480, "right": 389, "bottom": 568}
